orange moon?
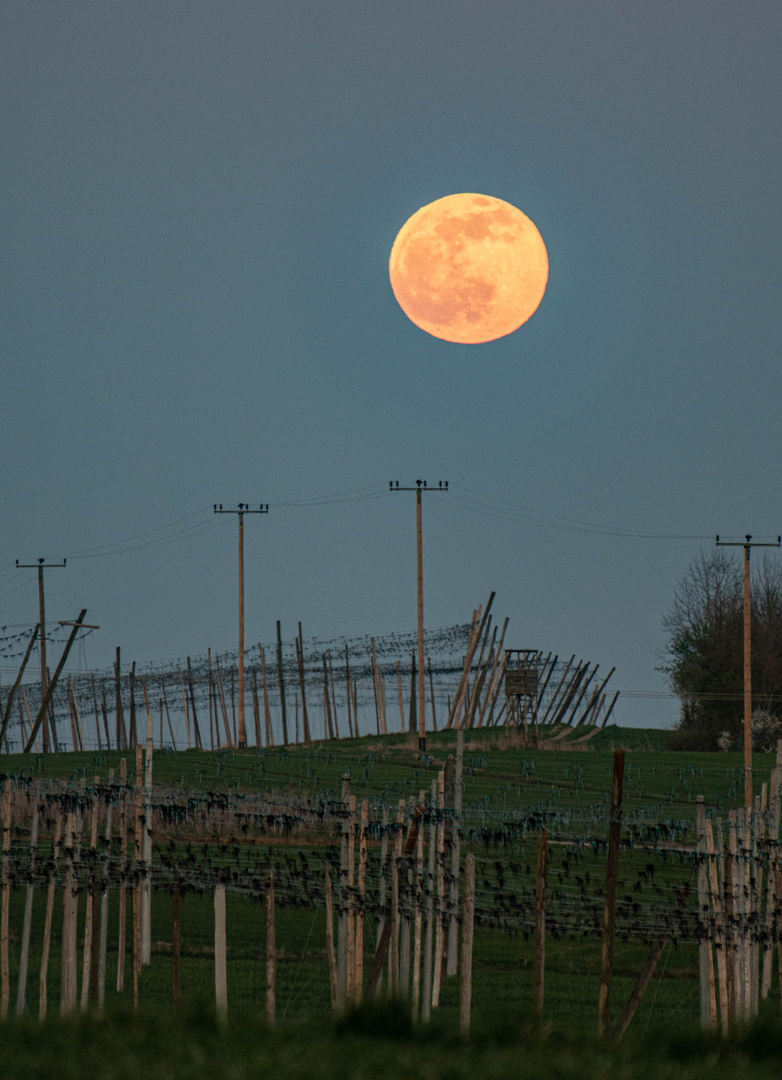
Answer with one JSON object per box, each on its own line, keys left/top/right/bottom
{"left": 389, "top": 193, "right": 548, "bottom": 344}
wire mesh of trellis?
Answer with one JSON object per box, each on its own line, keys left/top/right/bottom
{"left": 0, "top": 759, "right": 779, "bottom": 1031}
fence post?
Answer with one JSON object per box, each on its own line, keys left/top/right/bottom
{"left": 98, "top": 772, "right": 114, "bottom": 1009}
{"left": 266, "top": 869, "right": 276, "bottom": 1026}
{"left": 15, "top": 797, "right": 39, "bottom": 1015}
{"left": 447, "top": 729, "right": 464, "bottom": 976}
{"left": 1, "top": 780, "right": 11, "bottom": 1018}
{"left": 696, "top": 796, "right": 715, "bottom": 1029}
{"left": 214, "top": 885, "right": 227, "bottom": 1022}
{"left": 459, "top": 853, "right": 475, "bottom": 1038}
{"left": 39, "top": 812, "right": 62, "bottom": 1020}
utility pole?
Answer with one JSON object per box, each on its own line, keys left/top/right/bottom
{"left": 715, "top": 534, "right": 781, "bottom": 807}
{"left": 15, "top": 558, "right": 66, "bottom": 752}
{"left": 214, "top": 504, "right": 269, "bottom": 748}
{"left": 390, "top": 480, "right": 448, "bottom": 752}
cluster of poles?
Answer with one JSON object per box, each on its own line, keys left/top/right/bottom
{"left": 0, "top": 721, "right": 156, "bottom": 1019}
{"left": 0, "top": 598, "right": 618, "bottom": 756}
{"left": 322, "top": 732, "right": 475, "bottom": 1032}
{"left": 695, "top": 740, "right": 782, "bottom": 1033}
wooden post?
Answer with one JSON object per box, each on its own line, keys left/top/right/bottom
{"left": 1, "top": 781, "right": 11, "bottom": 1018}
{"left": 399, "top": 800, "right": 413, "bottom": 998}
{"left": 132, "top": 749, "right": 143, "bottom": 1010}
{"left": 427, "top": 657, "right": 438, "bottom": 732}
{"left": 337, "top": 775, "right": 350, "bottom": 1009}
{"left": 117, "top": 757, "right": 128, "bottom": 993}
{"left": 376, "top": 805, "right": 389, "bottom": 992}
{"left": 265, "top": 869, "right": 276, "bottom": 1026}
{"left": 371, "top": 639, "right": 387, "bottom": 736}
{"left": 447, "top": 729, "right": 464, "bottom": 976}
{"left": 15, "top": 797, "right": 39, "bottom": 1015}
{"left": 432, "top": 772, "right": 446, "bottom": 1009}
{"left": 396, "top": 661, "right": 405, "bottom": 733}
{"left": 293, "top": 626, "right": 311, "bottom": 743}
{"left": 328, "top": 652, "right": 340, "bottom": 739}
{"left": 705, "top": 818, "right": 729, "bottom": 1033}
{"left": 141, "top": 690, "right": 154, "bottom": 965}
{"left": 459, "top": 853, "right": 475, "bottom": 1038}
{"left": 738, "top": 809, "right": 752, "bottom": 1020}
{"left": 60, "top": 811, "right": 79, "bottom": 1015}
{"left": 345, "top": 645, "right": 354, "bottom": 739}
{"left": 276, "top": 621, "right": 288, "bottom": 747}
{"left": 390, "top": 799, "right": 404, "bottom": 995}
{"left": 696, "top": 797, "right": 714, "bottom": 1029}
{"left": 355, "top": 798, "right": 368, "bottom": 1003}
{"left": 186, "top": 657, "right": 202, "bottom": 749}
{"left": 251, "top": 670, "right": 262, "bottom": 748}
{"left": 762, "top": 742, "right": 782, "bottom": 998}
{"left": 743, "top": 544, "right": 753, "bottom": 807}
{"left": 259, "top": 644, "right": 274, "bottom": 747}
{"left": 533, "top": 828, "right": 548, "bottom": 1019}
{"left": 115, "top": 647, "right": 126, "bottom": 749}
{"left": 80, "top": 787, "right": 100, "bottom": 1009}
{"left": 39, "top": 813, "right": 62, "bottom": 1019}
{"left": 323, "top": 657, "right": 334, "bottom": 740}
{"left": 161, "top": 682, "right": 176, "bottom": 750}
{"left": 412, "top": 790, "right": 425, "bottom": 1015}
{"left": 347, "top": 795, "right": 356, "bottom": 1000}
{"left": 98, "top": 776, "right": 113, "bottom": 1009}
{"left": 598, "top": 750, "right": 625, "bottom": 1037}
{"left": 214, "top": 886, "right": 227, "bottom": 1022}
{"left": 422, "top": 780, "right": 436, "bottom": 1022}
{"left": 727, "top": 810, "right": 742, "bottom": 1022}
{"left": 325, "top": 866, "right": 337, "bottom": 1010}
{"left": 611, "top": 937, "right": 670, "bottom": 1040}
{"left": 215, "top": 658, "right": 232, "bottom": 748}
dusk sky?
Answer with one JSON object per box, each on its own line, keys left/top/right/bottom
{"left": 2, "top": 2, "right": 781, "bottom": 728}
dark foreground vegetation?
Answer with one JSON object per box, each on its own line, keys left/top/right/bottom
{"left": 1, "top": 1000, "right": 782, "bottom": 1080}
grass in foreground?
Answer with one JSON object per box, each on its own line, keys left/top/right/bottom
{"left": 1, "top": 1000, "right": 782, "bottom": 1080}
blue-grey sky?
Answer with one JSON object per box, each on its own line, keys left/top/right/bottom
{"left": 2, "top": 2, "right": 781, "bottom": 727}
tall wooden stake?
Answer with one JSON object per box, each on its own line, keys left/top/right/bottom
{"left": 214, "top": 885, "right": 227, "bottom": 1021}
{"left": 276, "top": 621, "right": 288, "bottom": 746}
{"left": 459, "top": 853, "right": 475, "bottom": 1038}
{"left": 266, "top": 869, "right": 276, "bottom": 1026}
{"left": 0, "top": 781, "right": 11, "bottom": 1018}
{"left": 15, "top": 797, "right": 39, "bottom": 1015}
{"left": 117, "top": 758, "right": 128, "bottom": 993}
{"left": 39, "top": 812, "right": 62, "bottom": 1019}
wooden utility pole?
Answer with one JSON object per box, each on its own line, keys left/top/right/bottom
{"left": 716, "top": 535, "right": 781, "bottom": 807}
{"left": 389, "top": 480, "right": 448, "bottom": 752}
{"left": 214, "top": 503, "right": 269, "bottom": 747}
{"left": 15, "top": 558, "right": 66, "bottom": 751}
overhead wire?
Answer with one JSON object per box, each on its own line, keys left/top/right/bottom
{"left": 434, "top": 486, "right": 713, "bottom": 541}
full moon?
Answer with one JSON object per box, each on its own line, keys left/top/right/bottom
{"left": 389, "top": 193, "right": 548, "bottom": 344}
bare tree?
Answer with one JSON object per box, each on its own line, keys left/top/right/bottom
{"left": 661, "top": 549, "right": 782, "bottom": 750}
